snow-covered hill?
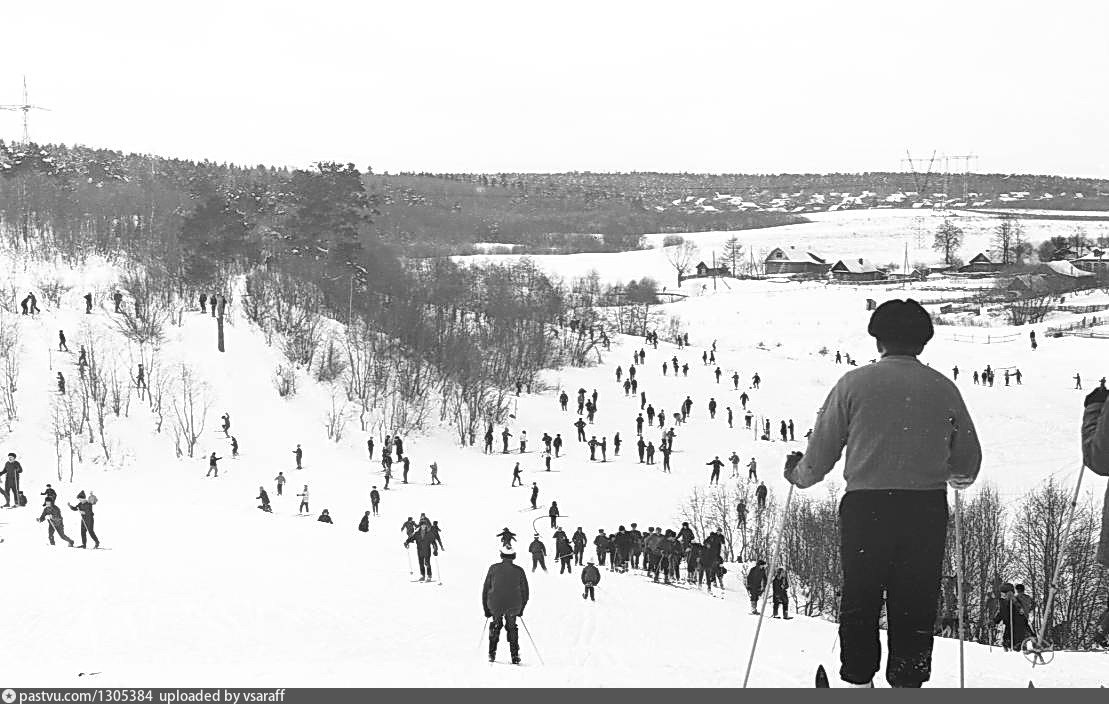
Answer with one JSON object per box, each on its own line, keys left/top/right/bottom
{"left": 0, "top": 244, "right": 1106, "bottom": 688}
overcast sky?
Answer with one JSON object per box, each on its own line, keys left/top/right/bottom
{"left": 4, "top": 0, "right": 1107, "bottom": 177}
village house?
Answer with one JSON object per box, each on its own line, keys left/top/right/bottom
{"left": 829, "top": 258, "right": 886, "bottom": 282}
{"left": 693, "top": 261, "right": 731, "bottom": 278}
{"left": 1071, "top": 249, "right": 1109, "bottom": 274}
{"left": 958, "top": 252, "right": 1002, "bottom": 273}
{"left": 764, "top": 246, "right": 829, "bottom": 276}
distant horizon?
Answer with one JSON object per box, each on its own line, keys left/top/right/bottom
{"left": 4, "top": 1, "right": 1107, "bottom": 179}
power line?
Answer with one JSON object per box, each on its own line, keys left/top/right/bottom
{"left": 0, "top": 76, "right": 50, "bottom": 144}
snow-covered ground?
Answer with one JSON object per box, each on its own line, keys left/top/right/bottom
{"left": 1, "top": 241, "right": 1106, "bottom": 688}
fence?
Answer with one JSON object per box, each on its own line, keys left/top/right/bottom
{"left": 945, "top": 332, "right": 1021, "bottom": 344}
{"left": 1053, "top": 303, "right": 1109, "bottom": 314}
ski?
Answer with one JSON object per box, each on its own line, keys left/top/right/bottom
{"left": 815, "top": 665, "right": 829, "bottom": 688}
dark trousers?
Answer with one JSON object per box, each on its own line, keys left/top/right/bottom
{"left": 596, "top": 549, "right": 606, "bottom": 566}
{"left": 838, "top": 490, "right": 947, "bottom": 688}
{"left": 277, "top": 484, "right": 283, "bottom": 495}
{"left": 489, "top": 612, "right": 520, "bottom": 659}
{"left": 560, "top": 556, "right": 572, "bottom": 574}
{"left": 583, "top": 584, "right": 595, "bottom": 601}
{"left": 416, "top": 550, "right": 433, "bottom": 579}
{"left": 773, "top": 593, "right": 788, "bottom": 617}
{"left": 371, "top": 501, "right": 379, "bottom": 516}
{"left": 79, "top": 514, "right": 99, "bottom": 547}
{"left": 573, "top": 547, "right": 584, "bottom": 565}
{"left": 47, "top": 519, "right": 73, "bottom": 545}
{"left": 532, "top": 554, "right": 546, "bottom": 572}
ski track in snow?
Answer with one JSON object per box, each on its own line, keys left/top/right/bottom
{"left": 0, "top": 223, "right": 1107, "bottom": 687}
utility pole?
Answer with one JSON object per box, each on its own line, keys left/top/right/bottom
{"left": 0, "top": 76, "right": 51, "bottom": 144}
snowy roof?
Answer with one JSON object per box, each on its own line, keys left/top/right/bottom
{"left": 1072, "top": 250, "right": 1109, "bottom": 262}
{"left": 830, "top": 258, "right": 881, "bottom": 274}
{"left": 766, "top": 247, "right": 826, "bottom": 265}
{"left": 1046, "top": 260, "right": 1095, "bottom": 278}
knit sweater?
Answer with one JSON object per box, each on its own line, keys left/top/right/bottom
{"left": 792, "top": 355, "right": 982, "bottom": 492}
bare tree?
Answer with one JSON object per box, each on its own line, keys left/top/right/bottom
{"left": 0, "top": 313, "right": 20, "bottom": 429}
{"left": 324, "top": 389, "right": 349, "bottom": 443}
{"left": 664, "top": 240, "right": 699, "bottom": 287}
{"left": 933, "top": 220, "right": 964, "bottom": 265}
{"left": 171, "top": 363, "right": 211, "bottom": 458}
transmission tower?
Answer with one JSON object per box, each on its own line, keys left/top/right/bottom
{"left": 0, "top": 76, "right": 50, "bottom": 144}
{"left": 947, "top": 154, "right": 978, "bottom": 203}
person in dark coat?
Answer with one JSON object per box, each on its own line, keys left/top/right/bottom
{"left": 405, "top": 523, "right": 437, "bottom": 581}
{"left": 581, "top": 561, "right": 601, "bottom": 601}
{"left": 113, "top": 291, "right": 123, "bottom": 313}
{"left": 256, "top": 487, "right": 271, "bottom": 513}
{"left": 555, "top": 531, "right": 573, "bottom": 574}
{"left": 530, "top": 482, "right": 539, "bottom": 510}
{"left": 41, "top": 484, "right": 57, "bottom": 506}
{"left": 370, "top": 487, "right": 381, "bottom": 515}
{"left": 1081, "top": 383, "right": 1109, "bottom": 569}
{"left": 318, "top": 509, "right": 333, "bottom": 524}
{"left": 572, "top": 527, "right": 587, "bottom": 565}
{"left": 594, "top": 529, "right": 611, "bottom": 566}
{"left": 994, "top": 583, "right": 1030, "bottom": 651}
{"left": 293, "top": 444, "right": 303, "bottom": 469}
{"left": 37, "top": 498, "right": 74, "bottom": 547}
{"left": 548, "top": 501, "right": 560, "bottom": 528}
{"left": 68, "top": 490, "right": 100, "bottom": 547}
{"left": 84, "top": 292, "right": 93, "bottom": 314}
{"left": 707, "top": 456, "right": 724, "bottom": 484}
{"left": 207, "top": 453, "right": 221, "bottom": 477}
{"left": 772, "top": 567, "right": 792, "bottom": 618}
{"left": 483, "top": 547, "right": 530, "bottom": 664}
{"left": 528, "top": 534, "right": 548, "bottom": 572}
{"left": 746, "top": 559, "right": 768, "bottom": 613}
{"left": 358, "top": 511, "right": 370, "bottom": 532}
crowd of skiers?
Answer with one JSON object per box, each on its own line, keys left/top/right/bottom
{"left": 4, "top": 451, "right": 101, "bottom": 548}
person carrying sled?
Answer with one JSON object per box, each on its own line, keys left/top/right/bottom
{"left": 784, "top": 298, "right": 981, "bottom": 688}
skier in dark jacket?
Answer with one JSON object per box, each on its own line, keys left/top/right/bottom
{"left": 548, "top": 501, "right": 560, "bottom": 528}
{"left": 68, "top": 490, "right": 100, "bottom": 547}
{"left": 483, "top": 547, "right": 529, "bottom": 664}
{"left": 369, "top": 487, "right": 381, "bottom": 515}
{"left": 677, "top": 522, "right": 695, "bottom": 546}
{"left": 207, "top": 453, "right": 221, "bottom": 477}
{"left": 594, "top": 530, "right": 611, "bottom": 566}
{"left": 707, "top": 456, "right": 725, "bottom": 484}
{"left": 41, "top": 484, "right": 57, "bottom": 505}
{"left": 293, "top": 445, "right": 303, "bottom": 469}
{"left": 772, "top": 567, "right": 791, "bottom": 618}
{"left": 530, "top": 482, "right": 539, "bottom": 509}
{"left": 37, "top": 498, "right": 74, "bottom": 547}
{"left": 755, "top": 481, "right": 768, "bottom": 510}
{"left": 401, "top": 517, "right": 417, "bottom": 538}
{"left": 318, "top": 509, "right": 333, "bottom": 524}
{"left": 746, "top": 559, "right": 768, "bottom": 613}
{"left": 405, "top": 523, "right": 437, "bottom": 582}
{"left": 555, "top": 532, "right": 573, "bottom": 573}
{"left": 359, "top": 511, "right": 370, "bottom": 532}
{"left": 581, "top": 561, "right": 601, "bottom": 601}
{"left": 784, "top": 299, "right": 982, "bottom": 688}
{"left": 257, "top": 487, "right": 271, "bottom": 513}
{"left": 497, "top": 527, "right": 518, "bottom": 549}
{"left": 994, "top": 583, "right": 1030, "bottom": 651}
{"left": 572, "top": 527, "right": 587, "bottom": 565}
{"left": 528, "top": 534, "right": 548, "bottom": 572}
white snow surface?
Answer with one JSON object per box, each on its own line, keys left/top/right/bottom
{"left": 0, "top": 240, "right": 1106, "bottom": 688}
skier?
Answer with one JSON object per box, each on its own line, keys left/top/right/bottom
{"left": 746, "top": 559, "right": 768, "bottom": 614}
{"left": 747, "top": 457, "right": 758, "bottom": 481}
{"left": 559, "top": 391, "right": 569, "bottom": 411}
{"left": 41, "top": 484, "right": 56, "bottom": 505}
{"left": 358, "top": 511, "right": 370, "bottom": 532}
{"left": 293, "top": 444, "right": 303, "bottom": 469}
{"left": 370, "top": 486, "right": 381, "bottom": 515}
{"left": 783, "top": 298, "right": 982, "bottom": 688}
{"left": 77, "top": 346, "right": 87, "bottom": 374}
{"left": 994, "top": 583, "right": 1030, "bottom": 652}
{"left": 574, "top": 418, "right": 587, "bottom": 442}
{"left": 1076, "top": 373, "right": 1082, "bottom": 390}
{"left": 628, "top": 523, "right": 644, "bottom": 569}
{"left": 788, "top": 419, "right": 795, "bottom": 441}
{"left": 274, "top": 471, "right": 286, "bottom": 496}
{"left": 660, "top": 442, "right": 672, "bottom": 473}
{"left": 729, "top": 452, "right": 741, "bottom": 478}
{"left": 707, "top": 456, "right": 724, "bottom": 484}
{"left": 383, "top": 465, "right": 392, "bottom": 490}
{"left": 367, "top": 437, "right": 375, "bottom": 460}
{"left": 616, "top": 366, "right": 623, "bottom": 383}
{"left": 221, "top": 413, "right": 231, "bottom": 438}
{"left": 736, "top": 500, "right": 747, "bottom": 528}
{"left": 752, "top": 372, "right": 761, "bottom": 389}
{"left": 207, "top": 453, "right": 221, "bottom": 478}
{"left": 530, "top": 482, "right": 539, "bottom": 510}
{"left": 318, "top": 509, "right": 332, "bottom": 524}
{"left": 740, "top": 391, "right": 749, "bottom": 410}
{"left": 430, "top": 461, "right": 441, "bottom": 485}
{"left": 544, "top": 451, "right": 552, "bottom": 471}
{"left": 402, "top": 456, "right": 411, "bottom": 483}
{"left": 709, "top": 398, "right": 717, "bottom": 419}
{"left": 405, "top": 523, "right": 437, "bottom": 582}
{"left": 3, "top": 452, "right": 24, "bottom": 508}
{"left": 199, "top": 293, "right": 207, "bottom": 313}
{"left": 37, "top": 498, "right": 74, "bottom": 547}
{"left": 512, "top": 462, "right": 523, "bottom": 487}
{"left": 57, "top": 372, "right": 65, "bottom": 394}
{"left": 548, "top": 501, "right": 560, "bottom": 529}
{"left": 528, "top": 534, "right": 548, "bottom": 572}
{"left": 519, "top": 431, "right": 527, "bottom": 454}
{"left": 645, "top": 441, "right": 655, "bottom": 464}
{"left": 484, "top": 428, "right": 494, "bottom": 453}
{"left": 58, "top": 330, "right": 68, "bottom": 352}
{"left": 572, "top": 527, "right": 587, "bottom": 565}
{"left": 84, "top": 292, "right": 92, "bottom": 314}
{"left": 68, "top": 490, "right": 100, "bottom": 547}
{"left": 230, "top": 437, "right": 238, "bottom": 458}
{"left": 677, "top": 522, "right": 695, "bottom": 547}
{"left": 727, "top": 407, "right": 734, "bottom": 428}
{"left": 613, "top": 433, "right": 621, "bottom": 456}
{"left": 756, "top": 481, "right": 768, "bottom": 510}
{"left": 588, "top": 436, "right": 598, "bottom": 461}
{"left": 594, "top": 529, "right": 610, "bottom": 566}
{"left": 297, "top": 485, "right": 310, "bottom": 514}
{"left": 497, "top": 527, "right": 517, "bottom": 550}
{"left": 780, "top": 420, "right": 788, "bottom": 442}
{"left": 582, "top": 560, "right": 600, "bottom": 601}
{"left": 553, "top": 434, "right": 563, "bottom": 457}
{"left": 482, "top": 545, "right": 529, "bottom": 664}
{"left": 636, "top": 414, "right": 644, "bottom": 436}
{"left": 113, "top": 291, "right": 123, "bottom": 313}
{"left": 636, "top": 437, "right": 646, "bottom": 463}
{"left": 257, "top": 487, "right": 272, "bottom": 512}
{"left": 952, "top": 365, "right": 959, "bottom": 381}
{"left": 772, "top": 567, "right": 791, "bottom": 619}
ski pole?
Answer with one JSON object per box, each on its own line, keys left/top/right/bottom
{"left": 434, "top": 553, "right": 442, "bottom": 584}
{"left": 406, "top": 545, "right": 413, "bottom": 575}
{"left": 954, "top": 489, "right": 966, "bottom": 688}
{"left": 518, "top": 616, "right": 544, "bottom": 666}
{"left": 1032, "top": 464, "right": 1088, "bottom": 662}
{"left": 478, "top": 618, "right": 489, "bottom": 649}
{"left": 742, "top": 482, "right": 795, "bottom": 688}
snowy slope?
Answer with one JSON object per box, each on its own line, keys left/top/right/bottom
{"left": 0, "top": 248, "right": 1106, "bottom": 688}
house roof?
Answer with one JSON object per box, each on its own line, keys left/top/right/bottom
{"left": 967, "top": 252, "right": 994, "bottom": 264}
{"left": 1072, "top": 250, "right": 1109, "bottom": 262}
{"left": 1046, "top": 260, "right": 1095, "bottom": 278}
{"left": 765, "top": 246, "right": 826, "bottom": 265}
{"left": 831, "top": 258, "right": 881, "bottom": 274}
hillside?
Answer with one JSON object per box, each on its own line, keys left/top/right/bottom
{"left": 1, "top": 241, "right": 1107, "bottom": 687}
